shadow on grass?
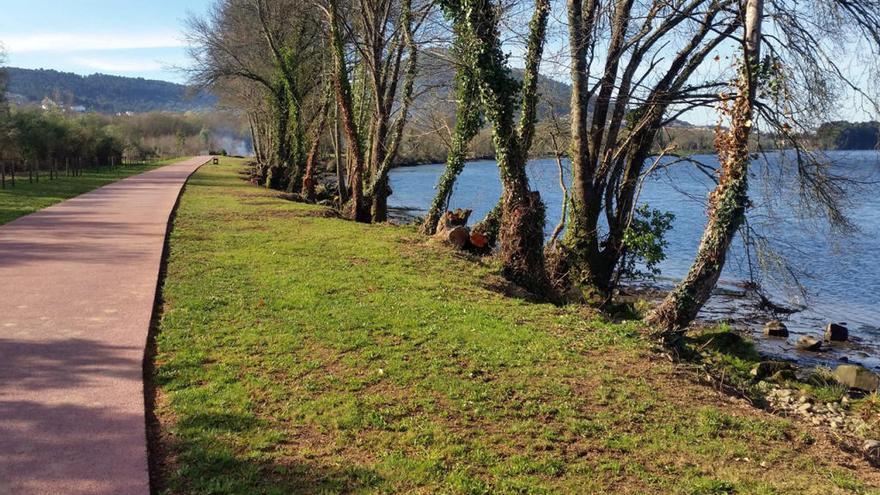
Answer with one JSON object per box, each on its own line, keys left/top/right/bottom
{"left": 675, "top": 328, "right": 770, "bottom": 406}
{"left": 144, "top": 167, "right": 383, "bottom": 494}
{"left": 152, "top": 412, "right": 383, "bottom": 494}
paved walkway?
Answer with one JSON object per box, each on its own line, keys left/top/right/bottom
{"left": 0, "top": 157, "right": 211, "bottom": 495}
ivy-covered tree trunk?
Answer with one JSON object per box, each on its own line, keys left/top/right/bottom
{"left": 267, "top": 86, "right": 291, "bottom": 190}
{"left": 472, "top": 198, "right": 502, "bottom": 246}
{"left": 333, "top": 103, "right": 348, "bottom": 204}
{"left": 646, "top": 0, "right": 764, "bottom": 335}
{"left": 440, "top": 0, "right": 554, "bottom": 297}
{"left": 301, "top": 86, "right": 332, "bottom": 201}
{"left": 368, "top": 109, "right": 390, "bottom": 220}
{"left": 325, "top": 0, "right": 417, "bottom": 224}
{"left": 421, "top": 68, "right": 481, "bottom": 235}
{"left": 287, "top": 101, "right": 306, "bottom": 192}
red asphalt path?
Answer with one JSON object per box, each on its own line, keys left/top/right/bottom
{"left": 0, "top": 157, "right": 211, "bottom": 495}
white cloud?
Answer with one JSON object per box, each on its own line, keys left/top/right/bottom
{"left": 4, "top": 32, "right": 185, "bottom": 53}
{"left": 71, "top": 57, "right": 164, "bottom": 73}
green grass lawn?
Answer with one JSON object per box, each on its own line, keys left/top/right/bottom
{"left": 0, "top": 158, "right": 187, "bottom": 225}
{"left": 150, "top": 157, "right": 880, "bottom": 494}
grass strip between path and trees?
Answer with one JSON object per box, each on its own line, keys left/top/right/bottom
{"left": 149, "top": 157, "right": 879, "bottom": 494}
{"left": 0, "top": 157, "right": 190, "bottom": 225}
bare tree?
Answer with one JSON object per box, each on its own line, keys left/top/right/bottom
{"left": 320, "top": 0, "right": 425, "bottom": 222}
{"left": 186, "top": 0, "right": 327, "bottom": 189}
{"left": 301, "top": 82, "right": 334, "bottom": 201}
{"left": 647, "top": 0, "right": 880, "bottom": 334}
{"left": 561, "top": 0, "right": 741, "bottom": 301}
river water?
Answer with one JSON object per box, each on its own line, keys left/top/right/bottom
{"left": 389, "top": 151, "right": 880, "bottom": 368}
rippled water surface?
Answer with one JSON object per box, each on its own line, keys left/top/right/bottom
{"left": 389, "top": 151, "right": 880, "bottom": 367}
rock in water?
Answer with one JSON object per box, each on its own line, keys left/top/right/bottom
{"left": 833, "top": 364, "right": 880, "bottom": 392}
{"left": 794, "top": 336, "right": 821, "bottom": 351}
{"left": 824, "top": 322, "right": 848, "bottom": 342}
{"left": 763, "top": 320, "right": 789, "bottom": 338}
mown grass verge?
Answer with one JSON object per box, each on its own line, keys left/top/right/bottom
{"left": 0, "top": 157, "right": 187, "bottom": 225}
{"left": 150, "top": 157, "right": 880, "bottom": 494}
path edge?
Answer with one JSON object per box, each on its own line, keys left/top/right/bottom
{"left": 142, "top": 157, "right": 213, "bottom": 495}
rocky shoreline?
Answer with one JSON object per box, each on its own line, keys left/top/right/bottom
{"left": 748, "top": 364, "right": 880, "bottom": 466}
{"left": 622, "top": 279, "right": 880, "bottom": 371}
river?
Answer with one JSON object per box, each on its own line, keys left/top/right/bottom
{"left": 388, "top": 151, "right": 880, "bottom": 368}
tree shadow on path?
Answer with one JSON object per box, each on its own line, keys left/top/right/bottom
{"left": 0, "top": 338, "right": 149, "bottom": 495}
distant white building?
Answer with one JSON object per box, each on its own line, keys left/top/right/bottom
{"left": 41, "top": 97, "right": 58, "bottom": 111}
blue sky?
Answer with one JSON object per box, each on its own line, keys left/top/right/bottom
{"left": 0, "top": 1, "right": 874, "bottom": 125}
{"left": 0, "top": 0, "right": 212, "bottom": 82}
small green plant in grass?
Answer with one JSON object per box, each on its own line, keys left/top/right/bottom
{"left": 793, "top": 366, "right": 849, "bottom": 404}
{"left": 689, "top": 478, "right": 736, "bottom": 495}
{"left": 685, "top": 325, "right": 764, "bottom": 397}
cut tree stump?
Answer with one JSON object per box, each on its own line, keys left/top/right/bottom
{"left": 434, "top": 210, "right": 473, "bottom": 249}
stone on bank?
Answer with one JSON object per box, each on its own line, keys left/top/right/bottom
{"left": 763, "top": 320, "right": 789, "bottom": 338}
{"left": 833, "top": 364, "right": 880, "bottom": 392}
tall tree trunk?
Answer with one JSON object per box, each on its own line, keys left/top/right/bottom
{"left": 561, "top": 0, "right": 607, "bottom": 296}
{"left": 368, "top": 114, "right": 389, "bottom": 221}
{"left": 367, "top": 0, "right": 418, "bottom": 223}
{"left": 333, "top": 103, "right": 348, "bottom": 204}
{"left": 371, "top": 178, "right": 390, "bottom": 222}
{"left": 646, "top": 0, "right": 763, "bottom": 335}
{"left": 288, "top": 101, "right": 306, "bottom": 192}
{"left": 327, "top": 0, "right": 369, "bottom": 222}
{"left": 248, "top": 114, "right": 262, "bottom": 164}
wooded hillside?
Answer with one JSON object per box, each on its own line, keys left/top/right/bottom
{"left": 4, "top": 67, "right": 217, "bottom": 113}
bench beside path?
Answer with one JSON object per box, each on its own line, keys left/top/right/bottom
{"left": 0, "top": 156, "right": 212, "bottom": 495}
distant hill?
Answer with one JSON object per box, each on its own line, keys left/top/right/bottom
{"left": 414, "top": 49, "right": 580, "bottom": 120}
{"left": 3, "top": 67, "right": 217, "bottom": 114}
{"left": 815, "top": 121, "right": 880, "bottom": 150}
